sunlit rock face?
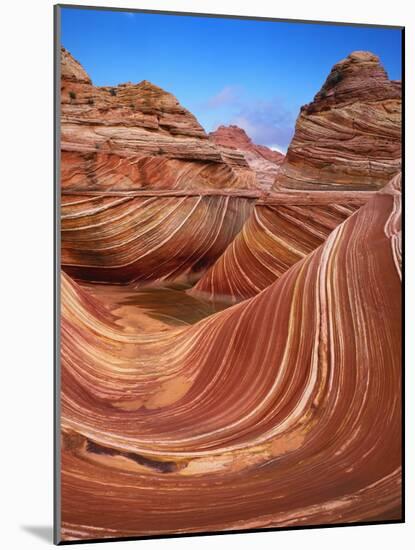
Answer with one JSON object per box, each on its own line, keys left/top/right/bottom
{"left": 190, "top": 189, "right": 375, "bottom": 304}
{"left": 60, "top": 175, "right": 401, "bottom": 541}
{"left": 60, "top": 48, "right": 258, "bottom": 283}
{"left": 274, "top": 51, "right": 401, "bottom": 191}
{"left": 192, "top": 51, "right": 402, "bottom": 304}
{"left": 61, "top": 49, "right": 219, "bottom": 168}
{"left": 210, "top": 125, "right": 285, "bottom": 189}
{"left": 60, "top": 48, "right": 258, "bottom": 190}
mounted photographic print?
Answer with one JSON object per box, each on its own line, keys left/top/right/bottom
{"left": 54, "top": 4, "right": 404, "bottom": 544}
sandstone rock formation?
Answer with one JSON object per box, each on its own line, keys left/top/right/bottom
{"left": 274, "top": 51, "right": 401, "bottom": 190}
{"left": 190, "top": 189, "right": 374, "bottom": 303}
{"left": 60, "top": 48, "right": 258, "bottom": 283}
{"left": 60, "top": 175, "right": 401, "bottom": 541}
{"left": 62, "top": 193, "right": 253, "bottom": 284}
{"left": 210, "top": 124, "right": 285, "bottom": 189}
{"left": 192, "top": 51, "right": 402, "bottom": 304}
{"left": 61, "top": 48, "right": 256, "bottom": 191}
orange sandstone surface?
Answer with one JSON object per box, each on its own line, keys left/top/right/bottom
{"left": 60, "top": 175, "right": 401, "bottom": 540}
{"left": 274, "top": 51, "right": 401, "bottom": 191}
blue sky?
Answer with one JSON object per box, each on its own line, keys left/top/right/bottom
{"left": 60, "top": 7, "right": 402, "bottom": 152}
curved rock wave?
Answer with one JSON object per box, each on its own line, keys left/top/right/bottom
{"left": 190, "top": 190, "right": 374, "bottom": 304}
{"left": 60, "top": 175, "right": 402, "bottom": 540}
{"left": 191, "top": 50, "right": 402, "bottom": 304}
{"left": 61, "top": 151, "right": 257, "bottom": 191}
{"left": 62, "top": 193, "right": 254, "bottom": 283}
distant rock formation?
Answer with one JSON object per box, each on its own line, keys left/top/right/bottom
{"left": 210, "top": 124, "right": 284, "bottom": 163}
{"left": 274, "top": 51, "right": 401, "bottom": 190}
{"left": 210, "top": 124, "right": 285, "bottom": 189}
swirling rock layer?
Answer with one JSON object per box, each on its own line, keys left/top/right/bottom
{"left": 61, "top": 48, "right": 256, "bottom": 191}
{"left": 274, "top": 51, "right": 401, "bottom": 190}
{"left": 191, "top": 190, "right": 374, "bottom": 303}
{"left": 61, "top": 192, "right": 254, "bottom": 284}
{"left": 60, "top": 48, "right": 259, "bottom": 284}
{"left": 59, "top": 48, "right": 402, "bottom": 541}
{"left": 60, "top": 177, "right": 402, "bottom": 541}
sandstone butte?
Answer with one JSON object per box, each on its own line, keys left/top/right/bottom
{"left": 191, "top": 51, "right": 402, "bottom": 303}
{"left": 60, "top": 47, "right": 262, "bottom": 283}
{"left": 273, "top": 50, "right": 401, "bottom": 191}
{"left": 60, "top": 174, "right": 401, "bottom": 541}
{"left": 61, "top": 47, "right": 257, "bottom": 192}
{"left": 209, "top": 124, "right": 285, "bottom": 189}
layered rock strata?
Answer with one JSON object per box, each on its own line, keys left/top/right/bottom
{"left": 61, "top": 47, "right": 256, "bottom": 191}
{"left": 274, "top": 51, "right": 401, "bottom": 190}
{"left": 60, "top": 48, "right": 258, "bottom": 283}
{"left": 60, "top": 175, "right": 402, "bottom": 541}
{"left": 190, "top": 190, "right": 374, "bottom": 303}
{"left": 62, "top": 193, "right": 253, "bottom": 284}
{"left": 192, "top": 51, "right": 402, "bottom": 303}
{"left": 210, "top": 125, "right": 285, "bottom": 189}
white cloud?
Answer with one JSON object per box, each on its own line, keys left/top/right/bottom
{"left": 269, "top": 144, "right": 288, "bottom": 154}
{"left": 204, "top": 86, "right": 295, "bottom": 149}
{"left": 231, "top": 103, "right": 294, "bottom": 150}
{"left": 205, "top": 85, "right": 241, "bottom": 108}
